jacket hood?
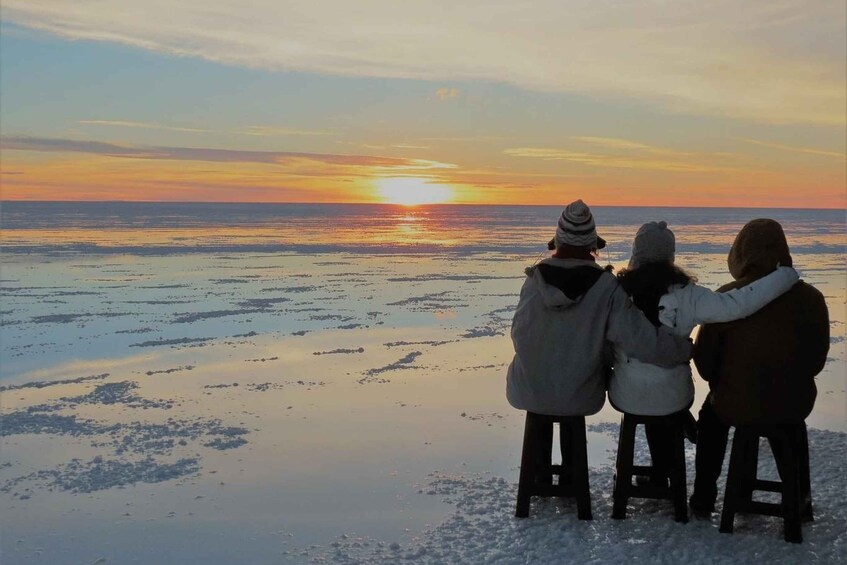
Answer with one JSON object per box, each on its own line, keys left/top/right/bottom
{"left": 728, "top": 219, "right": 793, "bottom": 281}
{"left": 525, "top": 258, "right": 605, "bottom": 309}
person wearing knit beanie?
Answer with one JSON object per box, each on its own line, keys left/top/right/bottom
{"left": 547, "top": 199, "right": 607, "bottom": 251}
{"left": 609, "top": 220, "right": 801, "bottom": 500}
{"left": 627, "top": 221, "right": 675, "bottom": 269}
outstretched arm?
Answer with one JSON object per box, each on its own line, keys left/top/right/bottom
{"left": 659, "top": 266, "right": 798, "bottom": 328}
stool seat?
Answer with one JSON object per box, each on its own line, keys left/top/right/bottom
{"left": 612, "top": 413, "right": 688, "bottom": 523}
{"left": 719, "top": 421, "right": 812, "bottom": 543}
{"left": 515, "top": 412, "right": 592, "bottom": 520}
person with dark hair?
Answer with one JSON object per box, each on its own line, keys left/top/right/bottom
{"left": 608, "top": 221, "right": 799, "bottom": 485}
{"left": 689, "top": 219, "right": 829, "bottom": 516}
{"left": 507, "top": 203, "right": 694, "bottom": 418}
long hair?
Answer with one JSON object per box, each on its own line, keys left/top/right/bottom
{"left": 617, "top": 262, "right": 696, "bottom": 326}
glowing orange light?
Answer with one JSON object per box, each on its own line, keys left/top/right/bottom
{"left": 376, "top": 177, "right": 454, "bottom": 206}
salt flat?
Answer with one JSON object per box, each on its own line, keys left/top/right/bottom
{"left": 1, "top": 204, "right": 844, "bottom": 564}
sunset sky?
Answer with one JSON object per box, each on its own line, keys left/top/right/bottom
{"left": 1, "top": 1, "right": 845, "bottom": 207}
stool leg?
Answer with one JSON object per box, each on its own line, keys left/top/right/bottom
{"left": 534, "top": 417, "right": 554, "bottom": 486}
{"left": 720, "top": 430, "right": 747, "bottom": 534}
{"left": 612, "top": 416, "right": 635, "bottom": 519}
{"left": 798, "top": 424, "right": 813, "bottom": 522}
{"left": 571, "top": 418, "right": 593, "bottom": 520}
{"left": 778, "top": 434, "right": 803, "bottom": 543}
{"left": 559, "top": 421, "right": 574, "bottom": 486}
{"left": 740, "top": 436, "right": 759, "bottom": 503}
{"left": 645, "top": 420, "right": 671, "bottom": 487}
{"left": 669, "top": 423, "right": 688, "bottom": 523}
{"left": 516, "top": 413, "right": 538, "bottom": 518}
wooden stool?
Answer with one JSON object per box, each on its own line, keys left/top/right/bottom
{"left": 612, "top": 413, "right": 688, "bottom": 522}
{"left": 719, "top": 421, "right": 812, "bottom": 543}
{"left": 515, "top": 412, "right": 592, "bottom": 520}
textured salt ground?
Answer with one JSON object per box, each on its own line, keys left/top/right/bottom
{"left": 0, "top": 327, "right": 514, "bottom": 515}
{"left": 0, "top": 373, "right": 111, "bottom": 392}
{"left": 306, "top": 428, "right": 847, "bottom": 564}
{"left": 0, "top": 376, "right": 253, "bottom": 499}
{"left": 13, "top": 249, "right": 832, "bottom": 383}
{"left": 1, "top": 229, "right": 844, "bottom": 563}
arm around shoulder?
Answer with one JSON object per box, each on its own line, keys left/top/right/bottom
{"left": 681, "top": 266, "right": 799, "bottom": 325}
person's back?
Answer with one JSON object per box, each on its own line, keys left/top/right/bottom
{"left": 609, "top": 221, "right": 799, "bottom": 417}
{"left": 508, "top": 257, "right": 628, "bottom": 416}
{"left": 695, "top": 279, "right": 828, "bottom": 426}
{"left": 506, "top": 201, "right": 692, "bottom": 417}
{"left": 690, "top": 218, "right": 830, "bottom": 514}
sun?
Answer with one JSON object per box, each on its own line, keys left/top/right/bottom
{"left": 376, "top": 177, "right": 454, "bottom": 206}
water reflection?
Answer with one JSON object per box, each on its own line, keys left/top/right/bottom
{"left": 0, "top": 203, "right": 844, "bottom": 564}
{"left": 2, "top": 203, "right": 844, "bottom": 255}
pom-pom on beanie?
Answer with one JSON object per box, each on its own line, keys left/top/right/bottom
{"left": 627, "top": 221, "right": 675, "bottom": 269}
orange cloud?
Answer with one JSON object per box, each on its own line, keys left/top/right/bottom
{"left": 0, "top": 136, "right": 453, "bottom": 169}
{"left": 2, "top": 136, "right": 844, "bottom": 209}
{"left": 0, "top": 136, "right": 459, "bottom": 203}
{"left": 503, "top": 138, "right": 751, "bottom": 174}
{"left": 435, "top": 87, "right": 460, "bottom": 101}
{"left": 737, "top": 138, "right": 846, "bottom": 160}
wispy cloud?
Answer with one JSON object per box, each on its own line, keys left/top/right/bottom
{"left": 435, "top": 87, "right": 459, "bottom": 101}
{"left": 419, "top": 136, "right": 507, "bottom": 142}
{"left": 504, "top": 137, "right": 748, "bottom": 173}
{"left": 4, "top": 1, "right": 843, "bottom": 124}
{"left": 0, "top": 135, "right": 454, "bottom": 170}
{"left": 81, "top": 120, "right": 336, "bottom": 138}
{"left": 79, "top": 119, "right": 210, "bottom": 133}
{"left": 569, "top": 137, "right": 699, "bottom": 156}
{"left": 738, "top": 138, "right": 846, "bottom": 160}
{"left": 232, "top": 126, "right": 335, "bottom": 137}
{"left": 0, "top": 135, "right": 456, "bottom": 202}
{"left": 392, "top": 143, "right": 430, "bottom": 149}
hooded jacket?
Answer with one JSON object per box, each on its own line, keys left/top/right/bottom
{"left": 693, "top": 219, "right": 830, "bottom": 426}
{"left": 608, "top": 266, "right": 798, "bottom": 415}
{"left": 506, "top": 257, "right": 693, "bottom": 416}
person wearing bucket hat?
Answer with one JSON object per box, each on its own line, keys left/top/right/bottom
{"left": 506, "top": 201, "right": 692, "bottom": 422}
{"left": 608, "top": 220, "right": 800, "bottom": 491}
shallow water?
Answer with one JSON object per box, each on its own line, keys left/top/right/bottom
{"left": 1, "top": 203, "right": 844, "bottom": 564}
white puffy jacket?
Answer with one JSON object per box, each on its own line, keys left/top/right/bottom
{"left": 608, "top": 266, "right": 799, "bottom": 415}
{"left": 506, "top": 258, "right": 693, "bottom": 416}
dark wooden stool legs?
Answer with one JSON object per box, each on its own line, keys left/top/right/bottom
{"left": 515, "top": 412, "right": 592, "bottom": 520}
{"left": 798, "top": 427, "right": 814, "bottom": 522}
{"left": 612, "top": 413, "right": 688, "bottom": 523}
{"left": 719, "top": 422, "right": 812, "bottom": 543}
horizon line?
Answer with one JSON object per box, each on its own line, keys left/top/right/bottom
{"left": 1, "top": 199, "right": 845, "bottom": 212}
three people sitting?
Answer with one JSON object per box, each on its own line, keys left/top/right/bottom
{"left": 507, "top": 201, "right": 830, "bottom": 517}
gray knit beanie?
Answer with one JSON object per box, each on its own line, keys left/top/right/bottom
{"left": 551, "top": 199, "right": 606, "bottom": 250}
{"left": 627, "top": 221, "right": 675, "bottom": 269}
